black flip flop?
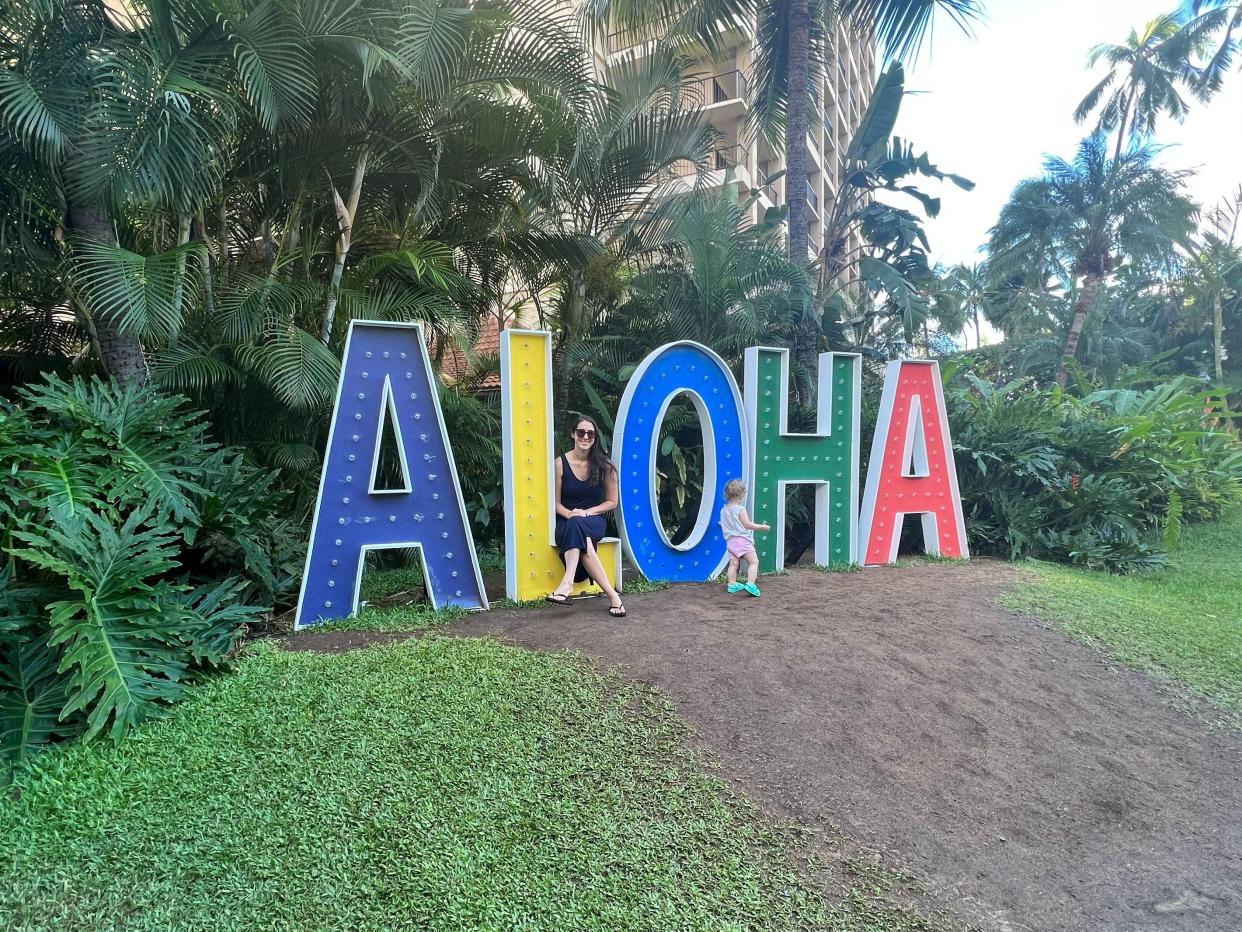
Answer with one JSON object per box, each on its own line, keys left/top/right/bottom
{"left": 546, "top": 593, "right": 571, "bottom": 606}
{"left": 608, "top": 603, "right": 627, "bottom": 617}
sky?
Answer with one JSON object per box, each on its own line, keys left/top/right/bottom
{"left": 895, "top": 0, "right": 1242, "bottom": 269}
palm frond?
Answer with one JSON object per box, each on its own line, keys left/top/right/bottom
{"left": 67, "top": 236, "right": 206, "bottom": 342}
{"left": 237, "top": 325, "right": 341, "bottom": 411}
{"left": 225, "top": 0, "right": 318, "bottom": 130}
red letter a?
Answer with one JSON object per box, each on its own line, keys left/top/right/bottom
{"left": 858, "top": 360, "right": 968, "bottom": 565}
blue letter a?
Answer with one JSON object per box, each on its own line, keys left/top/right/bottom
{"left": 294, "top": 321, "right": 488, "bottom": 628}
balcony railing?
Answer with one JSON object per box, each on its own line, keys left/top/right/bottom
{"left": 685, "top": 69, "right": 748, "bottom": 106}
{"left": 807, "top": 181, "right": 820, "bottom": 215}
{"left": 672, "top": 144, "right": 748, "bottom": 177}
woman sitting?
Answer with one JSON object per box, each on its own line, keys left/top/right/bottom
{"left": 546, "top": 416, "right": 626, "bottom": 617}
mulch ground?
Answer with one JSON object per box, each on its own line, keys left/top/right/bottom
{"left": 285, "top": 561, "right": 1242, "bottom": 932}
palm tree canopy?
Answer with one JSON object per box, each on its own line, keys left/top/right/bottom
{"left": 1180, "top": 0, "right": 1242, "bottom": 97}
{"left": 1074, "top": 14, "right": 1205, "bottom": 143}
{"left": 749, "top": 0, "right": 980, "bottom": 143}
{"left": 989, "top": 135, "right": 1198, "bottom": 285}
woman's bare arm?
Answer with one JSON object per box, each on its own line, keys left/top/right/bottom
{"left": 554, "top": 457, "right": 572, "bottom": 519}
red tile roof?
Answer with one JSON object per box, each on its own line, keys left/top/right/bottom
{"left": 438, "top": 316, "right": 505, "bottom": 389}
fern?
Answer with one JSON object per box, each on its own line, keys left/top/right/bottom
{"left": 1164, "top": 490, "right": 1184, "bottom": 553}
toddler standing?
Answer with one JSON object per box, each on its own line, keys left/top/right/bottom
{"left": 719, "top": 479, "right": 770, "bottom": 597}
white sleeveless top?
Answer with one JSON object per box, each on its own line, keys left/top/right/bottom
{"left": 719, "top": 502, "right": 752, "bottom": 541}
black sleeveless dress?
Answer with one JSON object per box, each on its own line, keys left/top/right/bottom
{"left": 555, "top": 454, "right": 608, "bottom": 580}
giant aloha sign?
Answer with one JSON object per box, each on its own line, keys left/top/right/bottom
{"left": 295, "top": 321, "right": 968, "bottom": 629}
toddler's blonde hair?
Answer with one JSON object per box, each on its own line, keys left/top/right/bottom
{"left": 724, "top": 478, "right": 746, "bottom": 502}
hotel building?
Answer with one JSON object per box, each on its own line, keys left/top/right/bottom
{"left": 605, "top": 16, "right": 877, "bottom": 260}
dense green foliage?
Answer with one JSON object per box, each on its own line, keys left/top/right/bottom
{"left": 1, "top": 0, "right": 1239, "bottom": 775}
{"left": 946, "top": 370, "right": 1242, "bottom": 571}
{"left": 975, "top": 3, "right": 1241, "bottom": 393}
{"left": 987, "top": 136, "right": 1198, "bottom": 388}
{"left": 1001, "top": 509, "right": 1242, "bottom": 723}
{"left": 0, "top": 376, "right": 297, "bottom": 778}
{"left": 0, "top": 636, "right": 946, "bottom": 931}
{"left": 2, "top": 0, "right": 609, "bottom": 468}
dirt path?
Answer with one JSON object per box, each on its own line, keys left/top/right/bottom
{"left": 289, "top": 562, "right": 1242, "bottom": 931}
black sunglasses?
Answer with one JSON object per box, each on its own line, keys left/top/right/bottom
{"left": 574, "top": 428, "right": 596, "bottom": 440}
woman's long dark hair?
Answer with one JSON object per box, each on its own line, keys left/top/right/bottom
{"left": 571, "top": 415, "right": 614, "bottom": 487}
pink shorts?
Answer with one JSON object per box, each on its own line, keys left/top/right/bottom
{"left": 727, "top": 536, "right": 756, "bottom": 558}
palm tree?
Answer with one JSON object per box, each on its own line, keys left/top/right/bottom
{"left": 988, "top": 135, "right": 1198, "bottom": 389}
{"left": 0, "top": 0, "right": 324, "bottom": 382}
{"left": 1181, "top": 0, "right": 1242, "bottom": 98}
{"left": 749, "top": 0, "right": 980, "bottom": 269}
{"left": 1073, "top": 13, "right": 1210, "bottom": 162}
{"left": 1, "top": 0, "right": 596, "bottom": 398}
{"left": 578, "top": 0, "right": 980, "bottom": 262}
{"left": 569, "top": 186, "right": 810, "bottom": 532}
{"left": 1182, "top": 190, "right": 1242, "bottom": 385}
{"left": 524, "top": 50, "right": 717, "bottom": 409}
{"left": 814, "top": 65, "right": 972, "bottom": 362}
{"left": 603, "top": 188, "right": 810, "bottom": 353}
{"left": 947, "top": 261, "right": 988, "bottom": 349}
{"left": 150, "top": 0, "right": 600, "bottom": 451}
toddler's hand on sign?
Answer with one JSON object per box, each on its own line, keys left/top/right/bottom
{"left": 759, "top": 523, "right": 771, "bottom": 532}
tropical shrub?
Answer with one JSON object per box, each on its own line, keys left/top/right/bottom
{"left": 433, "top": 386, "right": 505, "bottom": 548}
{"left": 0, "top": 376, "right": 300, "bottom": 779}
{"left": 947, "top": 370, "right": 1242, "bottom": 571}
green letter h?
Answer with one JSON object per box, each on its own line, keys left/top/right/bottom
{"left": 742, "top": 348, "right": 861, "bottom": 573}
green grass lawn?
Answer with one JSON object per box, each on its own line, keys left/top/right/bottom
{"left": 0, "top": 637, "right": 942, "bottom": 931}
{"left": 1001, "top": 510, "right": 1242, "bottom": 723}
{"left": 358, "top": 548, "right": 507, "bottom": 603}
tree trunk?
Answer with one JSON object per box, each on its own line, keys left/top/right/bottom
{"left": 1213, "top": 291, "right": 1225, "bottom": 385}
{"left": 283, "top": 190, "right": 305, "bottom": 263}
{"left": 974, "top": 307, "right": 982, "bottom": 350}
{"left": 786, "top": 0, "right": 816, "bottom": 405}
{"left": 556, "top": 272, "right": 587, "bottom": 421}
{"left": 1055, "top": 272, "right": 1101, "bottom": 389}
{"left": 533, "top": 289, "right": 548, "bottom": 331}
{"left": 322, "top": 148, "right": 370, "bottom": 343}
{"left": 170, "top": 213, "right": 192, "bottom": 345}
{"left": 194, "top": 212, "right": 215, "bottom": 319}
{"left": 67, "top": 201, "right": 150, "bottom": 384}
{"left": 217, "top": 198, "right": 230, "bottom": 286}
{"left": 785, "top": 0, "right": 812, "bottom": 265}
